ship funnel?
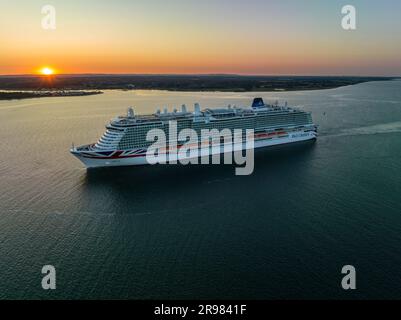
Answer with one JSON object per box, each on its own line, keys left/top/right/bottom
{"left": 127, "top": 107, "right": 135, "bottom": 118}
{"left": 251, "top": 98, "right": 264, "bottom": 109}
{"left": 163, "top": 107, "right": 168, "bottom": 114}
{"left": 194, "top": 103, "right": 201, "bottom": 115}
{"left": 181, "top": 104, "right": 187, "bottom": 113}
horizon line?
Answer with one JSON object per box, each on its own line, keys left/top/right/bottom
{"left": 0, "top": 73, "right": 398, "bottom": 78}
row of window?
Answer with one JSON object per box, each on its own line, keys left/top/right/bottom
{"left": 115, "top": 114, "right": 311, "bottom": 149}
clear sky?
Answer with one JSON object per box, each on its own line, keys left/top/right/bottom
{"left": 1, "top": 0, "right": 400, "bottom": 75}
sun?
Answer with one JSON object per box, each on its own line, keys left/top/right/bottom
{"left": 40, "top": 67, "right": 55, "bottom": 75}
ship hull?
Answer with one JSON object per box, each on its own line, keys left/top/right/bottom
{"left": 71, "top": 130, "right": 316, "bottom": 168}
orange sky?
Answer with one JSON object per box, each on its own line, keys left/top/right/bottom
{"left": 1, "top": 0, "right": 400, "bottom": 76}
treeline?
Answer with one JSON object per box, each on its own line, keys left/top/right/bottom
{"left": 0, "top": 75, "right": 392, "bottom": 92}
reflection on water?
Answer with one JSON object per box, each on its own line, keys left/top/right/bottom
{"left": 83, "top": 140, "right": 316, "bottom": 189}
{"left": 1, "top": 81, "right": 401, "bottom": 299}
{"left": 80, "top": 141, "right": 317, "bottom": 217}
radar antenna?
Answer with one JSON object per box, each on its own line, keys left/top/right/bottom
{"left": 127, "top": 107, "right": 135, "bottom": 118}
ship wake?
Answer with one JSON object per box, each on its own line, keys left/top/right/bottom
{"left": 323, "top": 121, "right": 401, "bottom": 138}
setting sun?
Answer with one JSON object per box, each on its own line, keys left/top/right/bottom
{"left": 40, "top": 67, "right": 54, "bottom": 75}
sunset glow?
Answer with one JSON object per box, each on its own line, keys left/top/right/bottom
{"left": 1, "top": 0, "right": 401, "bottom": 76}
{"left": 40, "top": 67, "right": 54, "bottom": 75}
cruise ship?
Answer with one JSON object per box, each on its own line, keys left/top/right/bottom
{"left": 70, "top": 98, "right": 317, "bottom": 168}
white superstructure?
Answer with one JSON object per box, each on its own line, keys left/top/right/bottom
{"left": 71, "top": 98, "right": 317, "bottom": 168}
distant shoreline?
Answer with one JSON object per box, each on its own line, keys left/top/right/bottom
{"left": 0, "top": 75, "right": 394, "bottom": 100}
{"left": 0, "top": 90, "right": 103, "bottom": 101}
